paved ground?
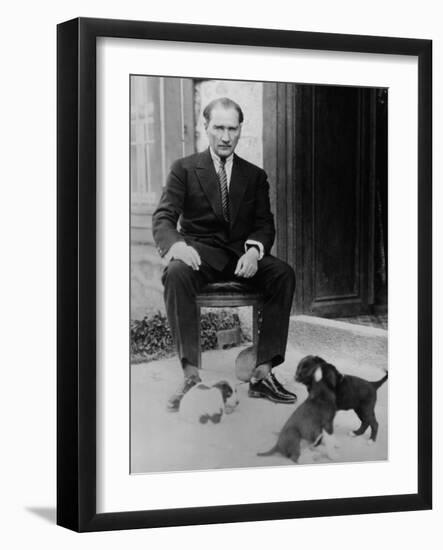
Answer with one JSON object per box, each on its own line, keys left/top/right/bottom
{"left": 131, "top": 342, "right": 388, "bottom": 474}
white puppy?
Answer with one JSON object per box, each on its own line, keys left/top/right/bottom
{"left": 179, "top": 380, "right": 239, "bottom": 424}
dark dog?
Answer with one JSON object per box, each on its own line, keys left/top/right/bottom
{"left": 257, "top": 367, "right": 338, "bottom": 463}
{"left": 295, "top": 355, "right": 388, "bottom": 443}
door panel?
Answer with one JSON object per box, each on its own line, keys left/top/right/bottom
{"left": 272, "top": 83, "right": 376, "bottom": 317}
{"left": 301, "top": 85, "right": 375, "bottom": 316}
{"left": 313, "top": 87, "right": 362, "bottom": 305}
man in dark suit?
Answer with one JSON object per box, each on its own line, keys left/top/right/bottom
{"left": 153, "top": 97, "right": 296, "bottom": 410}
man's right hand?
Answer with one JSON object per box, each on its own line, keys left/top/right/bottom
{"left": 168, "top": 241, "right": 201, "bottom": 271}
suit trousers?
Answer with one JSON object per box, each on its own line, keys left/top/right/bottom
{"left": 161, "top": 254, "right": 295, "bottom": 370}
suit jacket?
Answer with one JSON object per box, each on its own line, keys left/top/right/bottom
{"left": 152, "top": 148, "right": 275, "bottom": 271}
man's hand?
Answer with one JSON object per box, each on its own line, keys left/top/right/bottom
{"left": 169, "top": 241, "right": 201, "bottom": 270}
{"left": 235, "top": 247, "right": 259, "bottom": 278}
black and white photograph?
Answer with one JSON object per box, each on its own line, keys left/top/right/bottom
{"left": 130, "top": 75, "right": 389, "bottom": 474}
{"left": 2, "top": 0, "right": 440, "bottom": 544}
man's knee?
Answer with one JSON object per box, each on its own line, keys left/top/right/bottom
{"left": 281, "top": 262, "right": 296, "bottom": 287}
{"left": 162, "top": 259, "right": 196, "bottom": 288}
{"left": 269, "top": 258, "right": 296, "bottom": 287}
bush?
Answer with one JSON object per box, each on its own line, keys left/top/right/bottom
{"left": 130, "top": 310, "right": 242, "bottom": 362}
{"left": 131, "top": 312, "right": 174, "bottom": 361}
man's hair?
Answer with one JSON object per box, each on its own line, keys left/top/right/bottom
{"left": 202, "top": 97, "right": 244, "bottom": 124}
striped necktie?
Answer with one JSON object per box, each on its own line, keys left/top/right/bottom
{"left": 217, "top": 157, "right": 230, "bottom": 223}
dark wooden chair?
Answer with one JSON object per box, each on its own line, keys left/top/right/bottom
{"left": 195, "top": 281, "right": 263, "bottom": 370}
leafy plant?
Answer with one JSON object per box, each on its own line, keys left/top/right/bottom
{"left": 130, "top": 310, "right": 243, "bottom": 362}
{"left": 131, "top": 312, "right": 174, "bottom": 360}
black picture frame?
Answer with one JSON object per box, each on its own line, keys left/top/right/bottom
{"left": 57, "top": 17, "right": 432, "bottom": 532}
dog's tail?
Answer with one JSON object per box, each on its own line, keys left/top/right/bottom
{"left": 371, "top": 372, "right": 388, "bottom": 390}
{"left": 257, "top": 444, "right": 279, "bottom": 457}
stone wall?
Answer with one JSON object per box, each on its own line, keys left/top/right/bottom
{"left": 131, "top": 243, "right": 165, "bottom": 320}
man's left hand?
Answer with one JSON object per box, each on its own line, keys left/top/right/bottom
{"left": 235, "top": 248, "right": 259, "bottom": 278}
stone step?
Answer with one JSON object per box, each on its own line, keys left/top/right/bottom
{"left": 288, "top": 315, "right": 387, "bottom": 372}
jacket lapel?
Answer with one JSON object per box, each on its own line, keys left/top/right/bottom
{"left": 228, "top": 155, "right": 248, "bottom": 226}
{"left": 195, "top": 149, "right": 225, "bottom": 224}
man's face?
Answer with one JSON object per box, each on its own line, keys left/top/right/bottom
{"left": 204, "top": 106, "right": 242, "bottom": 158}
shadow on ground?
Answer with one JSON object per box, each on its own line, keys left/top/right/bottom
{"left": 26, "top": 507, "right": 56, "bottom": 524}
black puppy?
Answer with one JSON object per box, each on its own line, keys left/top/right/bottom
{"left": 257, "top": 367, "right": 338, "bottom": 463}
{"left": 295, "top": 355, "right": 388, "bottom": 443}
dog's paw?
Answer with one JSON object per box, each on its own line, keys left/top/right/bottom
{"left": 348, "top": 430, "right": 357, "bottom": 438}
{"left": 367, "top": 439, "right": 375, "bottom": 446}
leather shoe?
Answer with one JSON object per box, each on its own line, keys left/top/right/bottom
{"left": 248, "top": 373, "right": 297, "bottom": 404}
{"left": 268, "top": 372, "right": 297, "bottom": 400}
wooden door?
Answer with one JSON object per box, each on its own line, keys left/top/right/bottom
{"left": 270, "top": 83, "right": 377, "bottom": 317}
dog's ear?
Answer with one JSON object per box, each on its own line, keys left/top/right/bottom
{"left": 296, "top": 355, "right": 322, "bottom": 384}
{"left": 213, "top": 381, "right": 233, "bottom": 402}
{"left": 322, "top": 363, "right": 340, "bottom": 389}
